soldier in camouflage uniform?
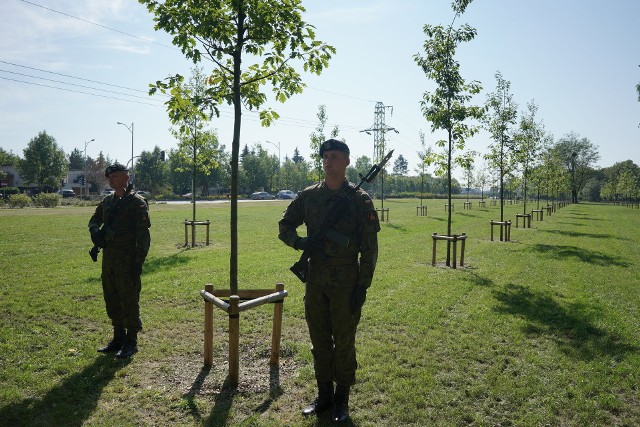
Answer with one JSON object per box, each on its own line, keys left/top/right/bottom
{"left": 88, "top": 163, "right": 151, "bottom": 359}
{"left": 279, "top": 139, "right": 380, "bottom": 423}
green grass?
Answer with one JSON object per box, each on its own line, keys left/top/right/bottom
{"left": 1, "top": 199, "right": 639, "bottom": 426}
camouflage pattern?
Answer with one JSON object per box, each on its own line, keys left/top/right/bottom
{"left": 89, "top": 192, "right": 151, "bottom": 332}
{"left": 279, "top": 179, "right": 380, "bottom": 386}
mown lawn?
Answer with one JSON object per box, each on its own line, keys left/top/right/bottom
{"left": 0, "top": 198, "right": 638, "bottom": 426}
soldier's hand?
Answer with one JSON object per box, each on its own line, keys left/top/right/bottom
{"left": 350, "top": 286, "right": 367, "bottom": 313}
{"left": 294, "top": 237, "right": 323, "bottom": 253}
{"left": 90, "top": 227, "right": 105, "bottom": 248}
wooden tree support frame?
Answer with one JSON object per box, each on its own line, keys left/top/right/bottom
{"left": 431, "top": 233, "right": 467, "bottom": 269}
{"left": 490, "top": 220, "right": 512, "bottom": 241}
{"left": 376, "top": 208, "right": 389, "bottom": 222}
{"left": 445, "top": 204, "right": 454, "bottom": 212}
{"left": 531, "top": 209, "right": 544, "bottom": 221}
{"left": 478, "top": 201, "right": 486, "bottom": 208}
{"left": 416, "top": 205, "right": 427, "bottom": 216}
{"left": 515, "top": 213, "right": 532, "bottom": 228}
{"left": 463, "top": 201, "right": 472, "bottom": 210}
{"left": 200, "top": 283, "right": 288, "bottom": 386}
{"left": 184, "top": 220, "right": 211, "bottom": 247}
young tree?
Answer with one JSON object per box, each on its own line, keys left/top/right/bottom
{"left": 554, "top": 132, "right": 600, "bottom": 203}
{"left": 462, "top": 161, "right": 474, "bottom": 202}
{"left": 141, "top": 0, "right": 335, "bottom": 293}
{"left": 309, "top": 105, "right": 339, "bottom": 180}
{"left": 475, "top": 162, "right": 488, "bottom": 201}
{"left": 513, "top": 100, "right": 544, "bottom": 215}
{"left": 19, "top": 131, "right": 68, "bottom": 192}
{"left": 484, "top": 71, "right": 518, "bottom": 222}
{"left": 414, "top": 0, "right": 483, "bottom": 260}
{"left": 416, "top": 131, "right": 432, "bottom": 205}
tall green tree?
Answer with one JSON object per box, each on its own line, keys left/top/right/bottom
{"left": 280, "top": 156, "right": 310, "bottom": 191}
{"left": 240, "top": 144, "right": 278, "bottom": 193}
{"left": 554, "top": 132, "right": 600, "bottom": 203}
{"left": 141, "top": 0, "right": 335, "bottom": 293}
{"left": 19, "top": 131, "right": 67, "bottom": 192}
{"left": 68, "top": 148, "right": 84, "bottom": 170}
{"left": 136, "top": 146, "right": 171, "bottom": 195}
{"left": 484, "top": 71, "right": 518, "bottom": 221}
{"left": 414, "top": 0, "right": 483, "bottom": 263}
{"left": 392, "top": 154, "right": 409, "bottom": 176}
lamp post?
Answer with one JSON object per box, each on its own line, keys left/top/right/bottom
{"left": 117, "top": 121, "right": 134, "bottom": 181}
{"left": 266, "top": 140, "right": 281, "bottom": 191}
{"left": 83, "top": 138, "right": 95, "bottom": 198}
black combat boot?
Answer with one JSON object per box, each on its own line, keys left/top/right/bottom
{"left": 97, "top": 326, "right": 126, "bottom": 353}
{"left": 301, "top": 381, "right": 334, "bottom": 416}
{"left": 115, "top": 330, "right": 138, "bottom": 358}
{"left": 331, "top": 384, "right": 350, "bottom": 423}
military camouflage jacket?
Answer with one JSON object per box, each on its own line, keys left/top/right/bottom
{"left": 89, "top": 192, "right": 151, "bottom": 264}
{"left": 278, "top": 179, "right": 380, "bottom": 289}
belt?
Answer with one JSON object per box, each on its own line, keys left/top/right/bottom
{"left": 312, "top": 256, "right": 358, "bottom": 266}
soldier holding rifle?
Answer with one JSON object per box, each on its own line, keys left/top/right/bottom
{"left": 279, "top": 139, "right": 383, "bottom": 423}
{"left": 88, "top": 163, "right": 150, "bottom": 359}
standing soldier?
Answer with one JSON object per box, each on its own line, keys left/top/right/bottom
{"left": 89, "top": 163, "right": 151, "bottom": 358}
{"left": 278, "top": 139, "right": 380, "bottom": 423}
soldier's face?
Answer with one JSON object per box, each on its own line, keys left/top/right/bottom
{"left": 107, "top": 171, "right": 129, "bottom": 190}
{"left": 322, "top": 151, "right": 350, "bottom": 176}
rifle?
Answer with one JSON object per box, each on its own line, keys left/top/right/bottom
{"left": 289, "top": 150, "right": 393, "bottom": 283}
{"left": 88, "top": 183, "right": 134, "bottom": 262}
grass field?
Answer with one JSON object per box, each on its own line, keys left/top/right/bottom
{"left": 1, "top": 198, "right": 639, "bottom": 426}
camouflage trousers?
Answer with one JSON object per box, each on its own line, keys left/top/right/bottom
{"left": 101, "top": 246, "right": 142, "bottom": 332}
{"left": 304, "top": 262, "right": 361, "bottom": 386}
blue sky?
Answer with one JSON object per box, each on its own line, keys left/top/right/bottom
{"left": 1, "top": 0, "right": 639, "bottom": 181}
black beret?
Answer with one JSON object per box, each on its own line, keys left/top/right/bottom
{"left": 319, "top": 139, "right": 350, "bottom": 158}
{"left": 105, "top": 163, "right": 129, "bottom": 177}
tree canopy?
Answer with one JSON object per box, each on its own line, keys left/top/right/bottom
{"left": 19, "top": 131, "right": 67, "bottom": 192}
{"left": 140, "top": 0, "right": 335, "bottom": 292}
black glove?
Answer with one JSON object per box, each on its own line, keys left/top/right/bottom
{"left": 350, "top": 286, "right": 367, "bottom": 313}
{"left": 294, "top": 236, "right": 323, "bottom": 253}
{"left": 90, "top": 227, "right": 105, "bottom": 248}
{"left": 131, "top": 262, "right": 143, "bottom": 278}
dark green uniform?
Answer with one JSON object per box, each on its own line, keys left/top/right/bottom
{"left": 279, "top": 179, "right": 380, "bottom": 386}
{"left": 89, "top": 192, "right": 151, "bottom": 332}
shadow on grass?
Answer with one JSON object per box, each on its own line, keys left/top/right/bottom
{"left": 189, "top": 365, "right": 283, "bottom": 426}
{"left": 0, "top": 356, "right": 130, "bottom": 427}
{"left": 541, "top": 229, "right": 626, "bottom": 240}
{"left": 383, "top": 222, "right": 408, "bottom": 232}
{"left": 493, "top": 284, "right": 637, "bottom": 360}
{"left": 527, "top": 243, "right": 630, "bottom": 267}
{"left": 143, "top": 250, "right": 191, "bottom": 275}
{"left": 254, "top": 365, "right": 284, "bottom": 413}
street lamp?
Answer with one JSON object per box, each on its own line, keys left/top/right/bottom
{"left": 266, "top": 140, "right": 281, "bottom": 191}
{"left": 83, "top": 138, "right": 95, "bottom": 198}
{"left": 117, "top": 121, "right": 134, "bottom": 181}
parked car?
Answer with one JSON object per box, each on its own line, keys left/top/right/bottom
{"left": 136, "top": 190, "right": 150, "bottom": 198}
{"left": 101, "top": 189, "right": 114, "bottom": 196}
{"left": 59, "top": 189, "right": 76, "bottom": 198}
{"left": 250, "top": 191, "right": 276, "bottom": 200}
{"left": 277, "top": 190, "right": 297, "bottom": 199}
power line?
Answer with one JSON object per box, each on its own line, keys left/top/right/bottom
{"left": 19, "top": 0, "right": 178, "bottom": 51}
{"left": 0, "top": 76, "right": 164, "bottom": 107}
{"left": 0, "top": 68, "right": 159, "bottom": 102}
{"left": 0, "top": 60, "right": 164, "bottom": 96}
